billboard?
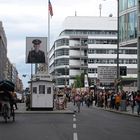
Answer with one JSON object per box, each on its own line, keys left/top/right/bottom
{"left": 26, "top": 37, "right": 47, "bottom": 64}
{"left": 98, "top": 66, "right": 117, "bottom": 84}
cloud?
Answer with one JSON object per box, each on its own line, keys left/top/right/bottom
{"left": 0, "top": 0, "right": 117, "bottom": 88}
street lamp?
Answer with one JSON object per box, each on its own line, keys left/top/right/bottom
{"left": 137, "top": 1, "right": 140, "bottom": 90}
{"left": 65, "top": 66, "right": 68, "bottom": 87}
{"left": 102, "top": 0, "right": 119, "bottom": 92}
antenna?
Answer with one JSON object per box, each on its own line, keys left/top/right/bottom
{"left": 99, "top": 4, "right": 102, "bottom": 17}
{"left": 75, "top": 11, "right": 77, "bottom": 16}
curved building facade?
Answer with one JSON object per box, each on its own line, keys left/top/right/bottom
{"left": 50, "top": 16, "right": 118, "bottom": 88}
{"left": 119, "top": 0, "right": 137, "bottom": 89}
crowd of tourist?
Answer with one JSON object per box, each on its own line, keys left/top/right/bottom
{"left": 54, "top": 87, "right": 140, "bottom": 115}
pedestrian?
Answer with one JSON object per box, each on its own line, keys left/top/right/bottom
{"left": 135, "top": 90, "right": 140, "bottom": 115}
{"left": 120, "top": 90, "right": 127, "bottom": 111}
{"left": 26, "top": 94, "right": 30, "bottom": 110}
{"left": 11, "top": 91, "right": 18, "bottom": 109}
{"left": 74, "top": 94, "right": 81, "bottom": 113}
{"left": 110, "top": 92, "right": 115, "bottom": 109}
{"left": 129, "top": 91, "right": 136, "bottom": 114}
{"left": 115, "top": 93, "right": 121, "bottom": 110}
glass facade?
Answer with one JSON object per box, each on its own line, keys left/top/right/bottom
{"left": 119, "top": 15, "right": 127, "bottom": 42}
{"left": 119, "top": 0, "right": 137, "bottom": 42}
{"left": 128, "top": 0, "right": 137, "bottom": 8}
{"left": 127, "top": 11, "right": 137, "bottom": 40}
{"left": 119, "top": 0, "right": 137, "bottom": 11}
{"left": 119, "top": 0, "right": 127, "bottom": 11}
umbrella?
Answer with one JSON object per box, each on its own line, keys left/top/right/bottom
{"left": 0, "top": 80, "right": 15, "bottom": 92}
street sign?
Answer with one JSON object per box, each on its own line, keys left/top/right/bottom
{"left": 98, "top": 66, "right": 117, "bottom": 84}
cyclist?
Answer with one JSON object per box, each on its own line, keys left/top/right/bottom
{"left": 0, "top": 89, "right": 13, "bottom": 118}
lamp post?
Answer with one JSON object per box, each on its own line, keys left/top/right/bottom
{"left": 65, "top": 66, "right": 67, "bottom": 87}
{"left": 103, "top": 0, "right": 119, "bottom": 92}
{"left": 137, "top": 0, "right": 140, "bottom": 90}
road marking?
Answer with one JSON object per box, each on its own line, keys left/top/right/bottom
{"left": 73, "top": 123, "right": 76, "bottom": 129}
{"left": 73, "top": 118, "right": 76, "bottom": 121}
{"left": 73, "top": 132, "right": 78, "bottom": 140}
{"left": 73, "top": 114, "right": 76, "bottom": 117}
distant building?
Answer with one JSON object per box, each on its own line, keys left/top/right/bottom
{"left": 0, "top": 21, "right": 7, "bottom": 81}
{"left": 49, "top": 16, "right": 137, "bottom": 89}
{"left": 0, "top": 21, "right": 23, "bottom": 92}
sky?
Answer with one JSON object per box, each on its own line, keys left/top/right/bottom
{"left": 0, "top": 0, "right": 117, "bottom": 88}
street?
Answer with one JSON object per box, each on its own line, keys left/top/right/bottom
{"left": 0, "top": 104, "right": 140, "bottom": 140}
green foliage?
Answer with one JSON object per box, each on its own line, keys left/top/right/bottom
{"left": 74, "top": 73, "right": 85, "bottom": 88}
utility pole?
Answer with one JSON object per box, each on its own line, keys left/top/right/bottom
{"left": 137, "top": 0, "right": 140, "bottom": 90}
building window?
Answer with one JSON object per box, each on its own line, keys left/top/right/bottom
{"left": 119, "top": 0, "right": 127, "bottom": 12}
{"left": 128, "top": 0, "right": 137, "bottom": 8}
{"left": 47, "top": 87, "right": 51, "bottom": 94}
{"left": 55, "top": 49, "right": 69, "bottom": 57}
{"left": 119, "top": 14, "right": 127, "bottom": 42}
{"left": 55, "top": 58, "right": 69, "bottom": 66}
{"left": 39, "top": 85, "right": 45, "bottom": 94}
{"left": 32, "top": 87, "right": 37, "bottom": 94}
{"left": 127, "top": 11, "right": 137, "bottom": 40}
{"left": 56, "top": 39, "right": 69, "bottom": 47}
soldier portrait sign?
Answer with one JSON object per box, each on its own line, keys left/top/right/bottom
{"left": 26, "top": 37, "right": 47, "bottom": 63}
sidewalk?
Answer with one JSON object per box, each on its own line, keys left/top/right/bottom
{"left": 93, "top": 104, "right": 140, "bottom": 118}
{"left": 15, "top": 102, "right": 74, "bottom": 114}
{"left": 15, "top": 102, "right": 140, "bottom": 117}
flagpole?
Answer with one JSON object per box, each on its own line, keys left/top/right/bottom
{"left": 47, "top": 0, "right": 50, "bottom": 72}
{"left": 48, "top": 0, "right": 50, "bottom": 51}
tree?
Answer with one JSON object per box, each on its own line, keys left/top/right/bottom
{"left": 74, "top": 73, "right": 85, "bottom": 88}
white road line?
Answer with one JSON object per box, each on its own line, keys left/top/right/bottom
{"left": 73, "top": 118, "right": 76, "bottom": 122}
{"left": 73, "top": 114, "right": 76, "bottom": 117}
{"left": 73, "top": 123, "right": 76, "bottom": 129}
{"left": 73, "top": 132, "right": 78, "bottom": 140}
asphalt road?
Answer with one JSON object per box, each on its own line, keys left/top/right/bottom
{"left": 0, "top": 104, "right": 140, "bottom": 140}
{"left": 76, "top": 106, "right": 140, "bottom": 140}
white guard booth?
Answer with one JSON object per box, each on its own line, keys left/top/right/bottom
{"left": 30, "top": 74, "right": 54, "bottom": 110}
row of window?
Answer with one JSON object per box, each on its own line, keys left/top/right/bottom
{"left": 88, "top": 49, "right": 137, "bottom": 54}
{"left": 55, "top": 48, "right": 137, "bottom": 56}
{"left": 88, "top": 39, "right": 117, "bottom": 44}
{"left": 60, "top": 30, "right": 117, "bottom": 36}
{"left": 55, "top": 59, "right": 69, "bottom": 66}
{"left": 55, "top": 49, "right": 69, "bottom": 57}
{"left": 54, "top": 58, "right": 137, "bottom": 67}
{"left": 32, "top": 85, "right": 51, "bottom": 94}
{"left": 55, "top": 39, "right": 69, "bottom": 47}
{"left": 56, "top": 79, "right": 69, "bottom": 86}
{"left": 89, "top": 68, "right": 137, "bottom": 75}
{"left": 88, "top": 59, "right": 137, "bottom": 64}
{"left": 55, "top": 38, "right": 117, "bottom": 47}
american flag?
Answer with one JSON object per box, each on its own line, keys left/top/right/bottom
{"left": 48, "top": 0, "right": 53, "bottom": 16}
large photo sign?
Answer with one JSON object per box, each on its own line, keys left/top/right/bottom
{"left": 26, "top": 37, "right": 47, "bottom": 63}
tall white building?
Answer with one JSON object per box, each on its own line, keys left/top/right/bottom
{"left": 49, "top": 16, "right": 136, "bottom": 89}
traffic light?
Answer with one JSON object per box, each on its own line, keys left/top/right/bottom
{"left": 120, "top": 66, "right": 127, "bottom": 76}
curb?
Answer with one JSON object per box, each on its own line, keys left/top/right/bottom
{"left": 15, "top": 110, "right": 74, "bottom": 114}
{"left": 93, "top": 106, "right": 140, "bottom": 118}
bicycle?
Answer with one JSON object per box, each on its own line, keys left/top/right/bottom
{"left": 0, "top": 102, "right": 15, "bottom": 123}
